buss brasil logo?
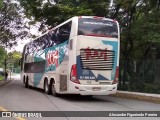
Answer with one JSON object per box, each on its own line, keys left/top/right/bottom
{"left": 84, "top": 47, "right": 107, "bottom": 60}
{"left": 46, "top": 50, "right": 59, "bottom": 68}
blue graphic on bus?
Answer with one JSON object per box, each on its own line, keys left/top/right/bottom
{"left": 33, "top": 40, "right": 68, "bottom": 87}
{"left": 102, "top": 40, "right": 118, "bottom": 80}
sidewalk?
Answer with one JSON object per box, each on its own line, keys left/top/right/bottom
{"left": 0, "top": 79, "right": 12, "bottom": 86}
{"left": 110, "top": 90, "right": 160, "bottom": 104}
{"left": 0, "top": 73, "right": 20, "bottom": 86}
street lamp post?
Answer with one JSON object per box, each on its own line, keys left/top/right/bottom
{"left": 110, "top": 0, "right": 114, "bottom": 7}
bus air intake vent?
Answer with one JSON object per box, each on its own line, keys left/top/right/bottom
{"left": 80, "top": 49, "right": 115, "bottom": 70}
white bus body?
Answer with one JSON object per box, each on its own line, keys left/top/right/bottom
{"left": 20, "top": 16, "right": 120, "bottom": 96}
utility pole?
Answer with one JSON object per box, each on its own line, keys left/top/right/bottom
{"left": 110, "top": 0, "right": 114, "bottom": 7}
{"left": 108, "top": 0, "right": 114, "bottom": 18}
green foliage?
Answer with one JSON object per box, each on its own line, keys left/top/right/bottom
{"left": 0, "top": 75, "right": 4, "bottom": 81}
{"left": 115, "top": 0, "right": 160, "bottom": 91}
{"left": 19, "top": 0, "right": 109, "bottom": 31}
{"left": 0, "top": 1, "right": 28, "bottom": 73}
{"left": 0, "top": 0, "right": 28, "bottom": 48}
{"left": 0, "top": 47, "right": 6, "bottom": 67}
{"left": 7, "top": 51, "right": 22, "bottom": 68}
{"left": 0, "top": 0, "right": 2, "bottom": 8}
{"left": 119, "top": 83, "right": 160, "bottom": 94}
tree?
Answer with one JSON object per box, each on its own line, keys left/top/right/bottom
{"left": 0, "top": 0, "right": 2, "bottom": 8}
{"left": 0, "top": 0, "right": 28, "bottom": 48}
{"left": 0, "top": 0, "right": 28, "bottom": 73}
{"left": 111, "top": 0, "right": 160, "bottom": 90}
{"left": 19, "top": 0, "right": 110, "bottom": 32}
{"left": 7, "top": 51, "right": 21, "bottom": 68}
{"left": 0, "top": 47, "right": 5, "bottom": 68}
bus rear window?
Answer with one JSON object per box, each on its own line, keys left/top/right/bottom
{"left": 78, "top": 18, "right": 118, "bottom": 38}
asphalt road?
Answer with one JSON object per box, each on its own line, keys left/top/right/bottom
{"left": 0, "top": 76, "right": 160, "bottom": 120}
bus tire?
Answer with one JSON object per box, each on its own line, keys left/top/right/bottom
{"left": 25, "top": 77, "right": 32, "bottom": 88}
{"left": 51, "top": 82, "right": 58, "bottom": 97}
{"left": 23, "top": 76, "right": 25, "bottom": 84}
{"left": 25, "top": 78, "right": 29, "bottom": 88}
{"left": 44, "top": 79, "right": 50, "bottom": 95}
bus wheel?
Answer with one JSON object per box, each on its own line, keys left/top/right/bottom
{"left": 25, "top": 79, "right": 29, "bottom": 88}
{"left": 44, "top": 79, "right": 50, "bottom": 94}
{"left": 51, "top": 82, "right": 58, "bottom": 97}
{"left": 23, "top": 76, "right": 25, "bottom": 84}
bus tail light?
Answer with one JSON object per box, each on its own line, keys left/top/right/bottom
{"left": 112, "top": 19, "right": 117, "bottom": 23}
{"left": 112, "top": 66, "right": 119, "bottom": 84}
{"left": 78, "top": 16, "right": 82, "bottom": 19}
{"left": 70, "top": 64, "right": 80, "bottom": 84}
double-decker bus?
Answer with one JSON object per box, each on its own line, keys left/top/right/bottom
{"left": 20, "top": 16, "right": 120, "bottom": 96}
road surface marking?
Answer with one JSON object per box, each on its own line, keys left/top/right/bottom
{"left": 0, "top": 106, "right": 26, "bottom": 120}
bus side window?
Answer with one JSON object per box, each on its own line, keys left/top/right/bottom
{"left": 19, "top": 58, "right": 23, "bottom": 71}
{"left": 49, "top": 22, "right": 72, "bottom": 46}
{"left": 24, "top": 46, "right": 29, "bottom": 61}
{"left": 21, "top": 45, "right": 26, "bottom": 71}
{"left": 50, "top": 30, "right": 55, "bottom": 42}
{"left": 50, "top": 29, "right": 60, "bottom": 45}
{"left": 59, "top": 22, "right": 72, "bottom": 44}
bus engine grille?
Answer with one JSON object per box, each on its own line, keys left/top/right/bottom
{"left": 80, "top": 49, "right": 115, "bottom": 70}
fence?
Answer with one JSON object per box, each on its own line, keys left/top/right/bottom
{"left": 12, "top": 68, "right": 20, "bottom": 74}
{"left": 118, "top": 59, "right": 160, "bottom": 94}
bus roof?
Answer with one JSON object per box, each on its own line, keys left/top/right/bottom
{"left": 26, "top": 16, "right": 117, "bottom": 45}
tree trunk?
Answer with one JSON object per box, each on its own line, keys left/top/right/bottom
{"left": 4, "top": 53, "right": 7, "bottom": 80}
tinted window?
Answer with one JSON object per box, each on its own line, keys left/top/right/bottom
{"left": 24, "top": 61, "right": 45, "bottom": 73}
{"left": 21, "top": 45, "right": 26, "bottom": 71}
{"left": 78, "top": 18, "right": 118, "bottom": 38}
{"left": 50, "top": 22, "right": 72, "bottom": 45}
{"left": 25, "top": 21, "right": 72, "bottom": 55}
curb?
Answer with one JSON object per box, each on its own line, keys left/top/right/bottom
{"left": 0, "top": 79, "right": 12, "bottom": 86}
{"left": 110, "top": 90, "right": 160, "bottom": 104}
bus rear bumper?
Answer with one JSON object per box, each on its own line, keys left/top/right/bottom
{"left": 74, "top": 84, "right": 117, "bottom": 96}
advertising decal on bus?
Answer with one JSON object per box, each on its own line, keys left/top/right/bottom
{"left": 77, "top": 40, "right": 118, "bottom": 81}
{"left": 45, "top": 40, "right": 68, "bottom": 71}
{"left": 33, "top": 40, "right": 68, "bottom": 87}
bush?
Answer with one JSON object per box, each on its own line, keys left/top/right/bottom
{"left": 0, "top": 75, "right": 4, "bottom": 81}
{"left": 144, "top": 84, "right": 160, "bottom": 94}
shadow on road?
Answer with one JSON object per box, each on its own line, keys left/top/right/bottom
{"left": 6, "top": 78, "right": 111, "bottom": 103}
{"left": 29, "top": 87, "right": 111, "bottom": 102}
{"left": 56, "top": 94, "right": 111, "bottom": 102}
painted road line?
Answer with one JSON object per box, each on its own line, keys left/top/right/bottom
{"left": 0, "top": 106, "right": 26, "bottom": 120}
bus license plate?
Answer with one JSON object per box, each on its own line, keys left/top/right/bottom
{"left": 92, "top": 87, "right": 101, "bottom": 91}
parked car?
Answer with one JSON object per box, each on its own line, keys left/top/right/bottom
{"left": 0, "top": 71, "right": 4, "bottom": 76}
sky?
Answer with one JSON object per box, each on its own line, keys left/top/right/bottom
{"left": 7, "top": 0, "right": 49, "bottom": 53}
{"left": 8, "top": 28, "right": 40, "bottom": 52}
